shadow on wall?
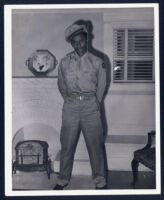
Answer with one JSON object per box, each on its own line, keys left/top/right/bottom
{"left": 12, "top": 123, "right": 60, "bottom": 163}
{"left": 74, "top": 19, "right": 111, "bottom": 174}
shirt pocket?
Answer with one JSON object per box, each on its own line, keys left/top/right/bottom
{"left": 82, "top": 67, "right": 97, "bottom": 83}
{"left": 65, "top": 67, "right": 76, "bottom": 82}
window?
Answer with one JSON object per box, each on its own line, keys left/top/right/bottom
{"left": 113, "top": 29, "right": 154, "bottom": 82}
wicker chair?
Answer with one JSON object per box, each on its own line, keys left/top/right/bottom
{"left": 131, "top": 131, "right": 155, "bottom": 186}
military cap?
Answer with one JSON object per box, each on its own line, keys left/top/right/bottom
{"left": 65, "top": 23, "right": 87, "bottom": 43}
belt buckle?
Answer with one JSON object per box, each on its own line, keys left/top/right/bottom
{"left": 79, "top": 96, "right": 84, "bottom": 100}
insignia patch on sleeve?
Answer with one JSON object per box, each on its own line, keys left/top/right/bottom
{"left": 102, "top": 62, "right": 105, "bottom": 69}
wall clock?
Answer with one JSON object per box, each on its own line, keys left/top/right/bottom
{"left": 26, "top": 50, "right": 58, "bottom": 76}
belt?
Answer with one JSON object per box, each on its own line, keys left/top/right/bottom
{"left": 68, "top": 93, "right": 95, "bottom": 101}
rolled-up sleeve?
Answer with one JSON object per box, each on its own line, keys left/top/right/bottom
{"left": 58, "top": 60, "right": 67, "bottom": 99}
{"left": 96, "top": 61, "right": 106, "bottom": 102}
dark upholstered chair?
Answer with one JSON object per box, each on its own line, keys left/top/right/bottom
{"left": 131, "top": 131, "right": 155, "bottom": 186}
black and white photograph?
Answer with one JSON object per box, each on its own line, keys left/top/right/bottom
{"left": 4, "top": 3, "right": 160, "bottom": 196}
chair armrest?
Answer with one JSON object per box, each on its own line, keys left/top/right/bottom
{"left": 141, "top": 130, "right": 155, "bottom": 150}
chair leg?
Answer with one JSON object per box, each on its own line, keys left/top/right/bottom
{"left": 47, "top": 164, "right": 51, "bottom": 179}
{"left": 131, "top": 158, "right": 139, "bottom": 187}
{"left": 46, "top": 161, "right": 51, "bottom": 179}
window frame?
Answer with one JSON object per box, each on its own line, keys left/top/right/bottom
{"left": 113, "top": 28, "right": 155, "bottom": 83}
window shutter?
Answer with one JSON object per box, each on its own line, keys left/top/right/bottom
{"left": 114, "top": 29, "right": 125, "bottom": 57}
{"left": 113, "top": 30, "right": 125, "bottom": 81}
{"left": 114, "top": 60, "right": 124, "bottom": 80}
{"left": 127, "top": 60, "right": 153, "bottom": 80}
{"left": 113, "top": 28, "right": 154, "bottom": 82}
{"left": 128, "top": 29, "right": 154, "bottom": 56}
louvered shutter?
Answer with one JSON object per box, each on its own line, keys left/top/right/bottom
{"left": 127, "top": 60, "right": 153, "bottom": 80}
{"left": 113, "top": 29, "right": 125, "bottom": 81}
{"left": 128, "top": 29, "right": 153, "bottom": 56}
{"left": 114, "top": 29, "right": 125, "bottom": 57}
{"left": 114, "top": 60, "right": 124, "bottom": 80}
{"left": 127, "top": 29, "right": 153, "bottom": 80}
{"left": 113, "top": 29, "right": 154, "bottom": 82}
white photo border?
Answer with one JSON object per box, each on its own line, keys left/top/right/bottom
{"left": 4, "top": 3, "right": 160, "bottom": 196}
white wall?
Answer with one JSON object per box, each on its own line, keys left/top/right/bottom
{"left": 12, "top": 9, "right": 103, "bottom": 76}
{"left": 103, "top": 8, "right": 155, "bottom": 135}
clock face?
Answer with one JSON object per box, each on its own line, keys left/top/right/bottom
{"left": 27, "top": 50, "right": 57, "bottom": 76}
{"left": 33, "top": 54, "right": 51, "bottom": 72}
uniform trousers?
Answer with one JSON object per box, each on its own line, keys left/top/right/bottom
{"left": 57, "top": 95, "right": 107, "bottom": 188}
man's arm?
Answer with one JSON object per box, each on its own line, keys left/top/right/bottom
{"left": 96, "top": 61, "right": 106, "bottom": 103}
{"left": 58, "top": 60, "right": 67, "bottom": 99}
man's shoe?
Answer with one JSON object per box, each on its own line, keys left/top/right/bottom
{"left": 96, "top": 185, "right": 107, "bottom": 190}
{"left": 53, "top": 184, "right": 65, "bottom": 190}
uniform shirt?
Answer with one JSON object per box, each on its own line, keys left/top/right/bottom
{"left": 58, "top": 51, "right": 106, "bottom": 102}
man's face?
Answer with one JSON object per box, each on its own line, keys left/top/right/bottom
{"left": 71, "top": 33, "right": 87, "bottom": 57}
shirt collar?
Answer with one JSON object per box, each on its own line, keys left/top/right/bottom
{"left": 81, "top": 52, "right": 88, "bottom": 59}
{"left": 73, "top": 51, "right": 88, "bottom": 60}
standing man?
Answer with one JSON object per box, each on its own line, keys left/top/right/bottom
{"left": 54, "top": 22, "right": 107, "bottom": 190}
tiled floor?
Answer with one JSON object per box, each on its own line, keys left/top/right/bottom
{"left": 12, "top": 170, "right": 155, "bottom": 190}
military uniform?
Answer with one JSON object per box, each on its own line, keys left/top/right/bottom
{"left": 57, "top": 50, "right": 107, "bottom": 188}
